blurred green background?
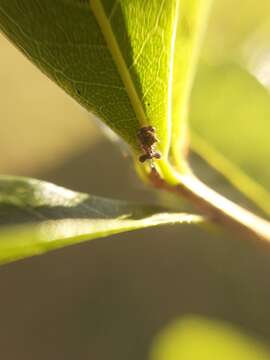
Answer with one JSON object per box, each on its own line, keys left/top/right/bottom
{"left": 1, "top": 0, "right": 270, "bottom": 359}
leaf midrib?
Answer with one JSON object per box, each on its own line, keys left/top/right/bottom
{"left": 90, "top": 0, "right": 148, "bottom": 128}
{"left": 90, "top": 0, "right": 180, "bottom": 161}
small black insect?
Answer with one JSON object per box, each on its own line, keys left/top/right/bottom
{"left": 137, "top": 126, "right": 161, "bottom": 163}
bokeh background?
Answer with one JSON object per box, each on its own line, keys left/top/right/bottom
{"left": 1, "top": 0, "right": 270, "bottom": 359}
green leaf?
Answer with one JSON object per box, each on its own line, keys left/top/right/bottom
{"left": 190, "top": 63, "right": 270, "bottom": 216}
{"left": 0, "top": 176, "right": 202, "bottom": 264}
{"left": 0, "top": 0, "right": 213, "bottom": 179}
{"left": 0, "top": 0, "right": 179, "bottom": 160}
{"left": 0, "top": 0, "right": 137, "bottom": 147}
{"left": 90, "top": 0, "right": 178, "bottom": 158}
{"left": 150, "top": 316, "right": 270, "bottom": 360}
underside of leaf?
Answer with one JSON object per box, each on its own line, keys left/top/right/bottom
{"left": 0, "top": 176, "right": 203, "bottom": 264}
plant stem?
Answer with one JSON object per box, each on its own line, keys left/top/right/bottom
{"left": 149, "top": 167, "right": 270, "bottom": 244}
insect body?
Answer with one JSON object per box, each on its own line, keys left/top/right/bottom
{"left": 137, "top": 126, "right": 161, "bottom": 163}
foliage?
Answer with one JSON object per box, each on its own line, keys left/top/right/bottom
{"left": 0, "top": 176, "right": 201, "bottom": 263}
{"left": 1, "top": 0, "right": 270, "bottom": 357}
{"left": 0, "top": 0, "right": 210, "bottom": 261}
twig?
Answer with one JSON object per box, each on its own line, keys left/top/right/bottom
{"left": 149, "top": 167, "right": 270, "bottom": 244}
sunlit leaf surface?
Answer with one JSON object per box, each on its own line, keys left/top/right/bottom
{"left": 0, "top": 0, "right": 213, "bottom": 172}
{"left": 0, "top": 0, "right": 179, "bottom": 158}
{"left": 0, "top": 176, "right": 202, "bottom": 264}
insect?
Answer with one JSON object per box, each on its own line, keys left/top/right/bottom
{"left": 137, "top": 126, "right": 161, "bottom": 163}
